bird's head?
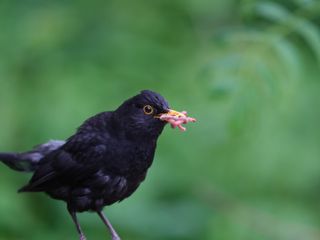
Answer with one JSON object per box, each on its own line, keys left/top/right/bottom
{"left": 113, "top": 90, "right": 189, "bottom": 139}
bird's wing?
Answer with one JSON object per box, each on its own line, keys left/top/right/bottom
{"left": 18, "top": 133, "right": 108, "bottom": 192}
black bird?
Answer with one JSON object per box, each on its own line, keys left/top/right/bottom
{"left": 0, "top": 90, "right": 195, "bottom": 240}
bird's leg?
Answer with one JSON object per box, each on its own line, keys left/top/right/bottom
{"left": 97, "top": 211, "right": 121, "bottom": 240}
{"left": 68, "top": 208, "right": 86, "bottom": 240}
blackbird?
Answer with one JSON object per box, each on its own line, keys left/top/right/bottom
{"left": 0, "top": 90, "right": 196, "bottom": 240}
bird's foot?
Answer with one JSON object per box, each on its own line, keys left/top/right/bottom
{"left": 80, "top": 234, "right": 87, "bottom": 240}
{"left": 111, "top": 233, "right": 121, "bottom": 240}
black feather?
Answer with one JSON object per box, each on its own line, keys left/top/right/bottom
{"left": 0, "top": 90, "right": 173, "bottom": 239}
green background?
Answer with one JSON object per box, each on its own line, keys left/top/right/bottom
{"left": 0, "top": 0, "right": 320, "bottom": 239}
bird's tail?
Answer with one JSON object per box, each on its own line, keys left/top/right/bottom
{"left": 0, "top": 140, "right": 65, "bottom": 172}
{"left": 0, "top": 152, "right": 33, "bottom": 172}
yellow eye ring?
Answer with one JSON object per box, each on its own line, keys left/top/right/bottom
{"left": 143, "top": 105, "right": 154, "bottom": 115}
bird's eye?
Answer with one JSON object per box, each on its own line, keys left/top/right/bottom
{"left": 143, "top": 105, "right": 154, "bottom": 115}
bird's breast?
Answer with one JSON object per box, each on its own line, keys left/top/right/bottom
{"left": 124, "top": 141, "right": 156, "bottom": 178}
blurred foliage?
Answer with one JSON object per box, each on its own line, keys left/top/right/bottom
{"left": 0, "top": 0, "right": 320, "bottom": 239}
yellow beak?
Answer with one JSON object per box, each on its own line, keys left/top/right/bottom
{"left": 166, "top": 109, "right": 186, "bottom": 118}
{"left": 154, "top": 109, "right": 187, "bottom": 119}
